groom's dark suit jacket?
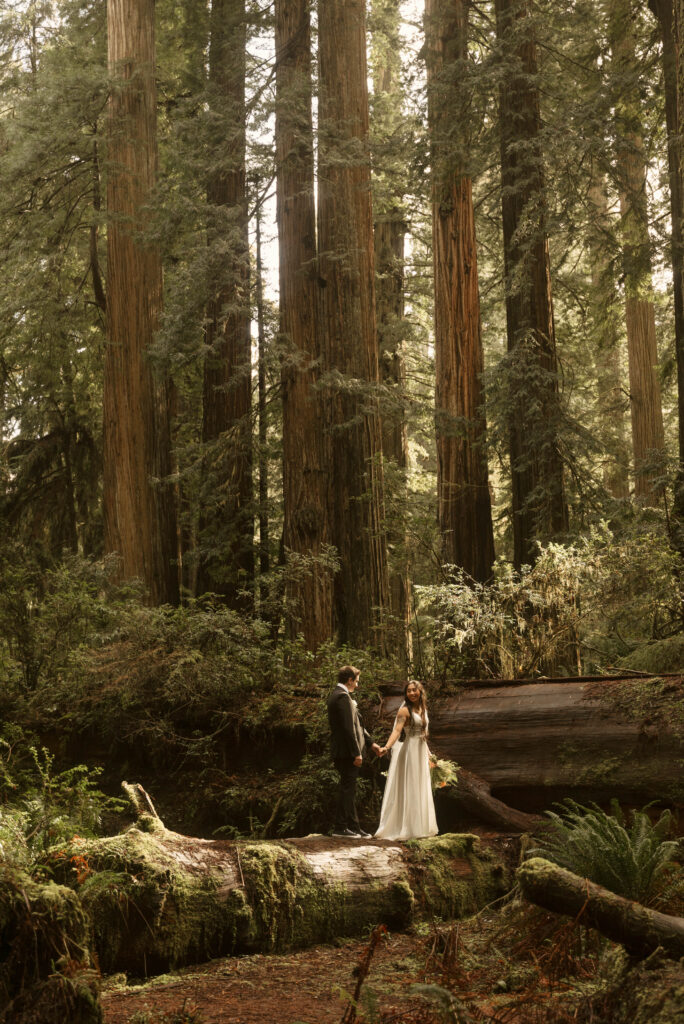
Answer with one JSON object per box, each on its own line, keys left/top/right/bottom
{"left": 327, "top": 685, "right": 372, "bottom": 760}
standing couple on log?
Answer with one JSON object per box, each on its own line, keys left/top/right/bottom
{"left": 327, "top": 664, "right": 438, "bottom": 840}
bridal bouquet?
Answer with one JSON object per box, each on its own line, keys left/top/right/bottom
{"left": 430, "top": 757, "right": 459, "bottom": 791}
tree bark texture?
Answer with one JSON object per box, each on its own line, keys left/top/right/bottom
{"left": 371, "top": 0, "right": 411, "bottom": 663}
{"left": 317, "top": 0, "right": 389, "bottom": 650}
{"left": 276, "top": 0, "right": 333, "bottom": 649}
{"left": 649, "top": 0, "right": 684, "bottom": 537}
{"left": 518, "top": 857, "right": 684, "bottom": 959}
{"left": 426, "top": 0, "right": 495, "bottom": 583}
{"left": 495, "top": 0, "right": 568, "bottom": 569}
{"left": 103, "top": 0, "right": 179, "bottom": 605}
{"left": 610, "top": 1, "right": 665, "bottom": 501}
{"left": 48, "top": 823, "right": 509, "bottom": 975}
{"left": 379, "top": 676, "right": 684, "bottom": 804}
{"left": 588, "top": 177, "right": 630, "bottom": 499}
{"left": 198, "top": 0, "right": 254, "bottom": 606}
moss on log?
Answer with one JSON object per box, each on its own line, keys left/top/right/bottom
{"left": 588, "top": 949, "right": 684, "bottom": 1024}
{"left": 0, "top": 866, "right": 101, "bottom": 1023}
{"left": 46, "top": 823, "right": 510, "bottom": 975}
{"left": 517, "top": 857, "right": 684, "bottom": 959}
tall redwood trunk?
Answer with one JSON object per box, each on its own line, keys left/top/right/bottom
{"left": 495, "top": 0, "right": 568, "bottom": 569}
{"left": 610, "top": 1, "right": 665, "bottom": 501}
{"left": 198, "top": 0, "right": 254, "bottom": 605}
{"left": 276, "top": 0, "right": 333, "bottom": 649}
{"left": 317, "top": 0, "right": 389, "bottom": 650}
{"left": 103, "top": 0, "right": 179, "bottom": 605}
{"left": 371, "top": 0, "right": 410, "bottom": 662}
{"left": 648, "top": 0, "right": 684, "bottom": 534}
{"left": 588, "top": 176, "right": 630, "bottom": 499}
{"left": 426, "top": 0, "right": 495, "bottom": 583}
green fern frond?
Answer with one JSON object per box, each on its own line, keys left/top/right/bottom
{"left": 528, "top": 799, "right": 680, "bottom": 905}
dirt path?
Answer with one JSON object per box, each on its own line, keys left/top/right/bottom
{"left": 101, "top": 932, "right": 434, "bottom": 1024}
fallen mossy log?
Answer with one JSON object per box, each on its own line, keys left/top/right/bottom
{"left": 0, "top": 866, "right": 101, "bottom": 1024}
{"left": 381, "top": 675, "right": 684, "bottom": 807}
{"left": 517, "top": 857, "right": 684, "bottom": 959}
{"left": 585, "top": 948, "right": 684, "bottom": 1023}
{"left": 45, "top": 813, "right": 510, "bottom": 975}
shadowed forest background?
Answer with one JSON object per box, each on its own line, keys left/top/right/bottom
{"left": 1, "top": 0, "right": 684, "bottom": 1020}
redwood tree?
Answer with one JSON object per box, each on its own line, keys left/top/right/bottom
{"left": 317, "top": 0, "right": 389, "bottom": 649}
{"left": 197, "top": 0, "right": 254, "bottom": 605}
{"left": 103, "top": 0, "right": 179, "bottom": 604}
{"left": 426, "top": 0, "right": 495, "bottom": 582}
{"left": 609, "top": 0, "right": 665, "bottom": 501}
{"left": 371, "top": 0, "right": 410, "bottom": 659}
{"left": 495, "top": 0, "right": 568, "bottom": 569}
{"left": 276, "top": 0, "right": 333, "bottom": 647}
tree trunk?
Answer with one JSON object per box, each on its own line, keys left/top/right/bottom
{"left": 588, "top": 177, "right": 630, "bottom": 499}
{"left": 380, "top": 675, "right": 684, "bottom": 806}
{"left": 317, "top": 0, "right": 390, "bottom": 651}
{"left": 103, "top": 0, "right": 179, "bottom": 605}
{"left": 276, "top": 0, "right": 333, "bottom": 649}
{"left": 518, "top": 857, "right": 684, "bottom": 959}
{"left": 610, "top": 0, "right": 665, "bottom": 502}
{"left": 426, "top": 0, "right": 496, "bottom": 583}
{"left": 495, "top": 0, "right": 568, "bottom": 570}
{"left": 371, "top": 0, "right": 411, "bottom": 665}
{"left": 198, "top": 0, "right": 254, "bottom": 607}
{"left": 648, "top": 0, "right": 684, "bottom": 539}
{"left": 48, "top": 817, "right": 509, "bottom": 975}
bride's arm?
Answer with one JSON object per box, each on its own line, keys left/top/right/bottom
{"left": 378, "top": 707, "right": 409, "bottom": 756}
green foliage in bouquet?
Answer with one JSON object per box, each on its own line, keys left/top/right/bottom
{"left": 430, "top": 758, "right": 459, "bottom": 792}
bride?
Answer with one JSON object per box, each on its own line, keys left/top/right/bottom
{"left": 374, "top": 679, "right": 438, "bottom": 841}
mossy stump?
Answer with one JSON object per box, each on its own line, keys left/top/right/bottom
{"left": 46, "top": 824, "right": 510, "bottom": 976}
{"left": 0, "top": 865, "right": 101, "bottom": 1023}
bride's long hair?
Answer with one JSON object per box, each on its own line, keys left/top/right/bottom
{"left": 402, "top": 679, "right": 428, "bottom": 735}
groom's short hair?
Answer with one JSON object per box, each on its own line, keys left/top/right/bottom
{"left": 338, "top": 665, "right": 360, "bottom": 686}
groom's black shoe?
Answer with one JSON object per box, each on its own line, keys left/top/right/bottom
{"left": 356, "top": 829, "right": 373, "bottom": 838}
{"left": 332, "top": 828, "right": 362, "bottom": 838}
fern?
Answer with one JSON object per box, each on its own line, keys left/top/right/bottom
{"left": 528, "top": 799, "right": 680, "bottom": 905}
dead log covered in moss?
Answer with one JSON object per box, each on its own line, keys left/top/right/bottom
{"left": 45, "top": 802, "right": 510, "bottom": 975}
{"left": 517, "top": 857, "right": 684, "bottom": 959}
{"left": 380, "top": 675, "right": 684, "bottom": 807}
{"left": 0, "top": 866, "right": 101, "bottom": 1024}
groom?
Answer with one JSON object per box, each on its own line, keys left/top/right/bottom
{"left": 327, "top": 664, "right": 381, "bottom": 839}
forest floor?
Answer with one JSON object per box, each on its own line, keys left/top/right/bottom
{"left": 100, "top": 904, "right": 604, "bottom": 1024}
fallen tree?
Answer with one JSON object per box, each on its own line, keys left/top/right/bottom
{"left": 380, "top": 675, "right": 684, "bottom": 807}
{"left": 517, "top": 857, "right": 684, "bottom": 959}
{"left": 41, "top": 785, "right": 511, "bottom": 976}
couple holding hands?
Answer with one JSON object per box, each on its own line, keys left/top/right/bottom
{"left": 326, "top": 665, "right": 438, "bottom": 841}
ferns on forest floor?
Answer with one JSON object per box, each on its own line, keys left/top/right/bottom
{"left": 528, "top": 799, "right": 682, "bottom": 907}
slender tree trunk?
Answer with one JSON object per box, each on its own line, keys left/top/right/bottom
{"left": 649, "top": 0, "right": 684, "bottom": 535}
{"left": 275, "top": 0, "right": 333, "bottom": 649}
{"left": 317, "top": 0, "right": 389, "bottom": 650}
{"left": 610, "top": 1, "right": 665, "bottom": 501}
{"left": 255, "top": 194, "right": 269, "bottom": 583}
{"left": 495, "top": 0, "right": 568, "bottom": 570}
{"left": 371, "top": 0, "right": 411, "bottom": 664}
{"left": 103, "top": 0, "right": 179, "bottom": 605}
{"left": 426, "top": 0, "right": 495, "bottom": 582}
{"left": 588, "top": 177, "right": 630, "bottom": 499}
{"left": 198, "top": 0, "right": 254, "bottom": 606}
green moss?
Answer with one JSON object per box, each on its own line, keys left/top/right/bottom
{"left": 404, "top": 834, "right": 509, "bottom": 921}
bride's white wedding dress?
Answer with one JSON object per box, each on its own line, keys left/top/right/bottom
{"left": 374, "top": 709, "right": 438, "bottom": 840}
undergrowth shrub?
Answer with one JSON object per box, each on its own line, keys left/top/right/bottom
{"left": 528, "top": 799, "right": 681, "bottom": 907}
{"left": 413, "top": 516, "right": 684, "bottom": 680}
